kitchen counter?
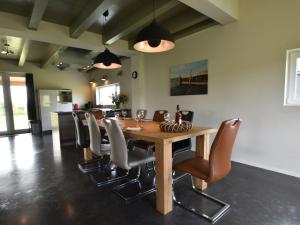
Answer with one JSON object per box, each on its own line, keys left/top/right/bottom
{"left": 51, "top": 111, "right": 86, "bottom": 149}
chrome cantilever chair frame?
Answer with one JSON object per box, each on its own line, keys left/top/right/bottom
{"left": 89, "top": 166, "right": 130, "bottom": 187}
{"left": 112, "top": 166, "right": 156, "bottom": 202}
{"left": 83, "top": 112, "right": 128, "bottom": 186}
{"left": 72, "top": 111, "right": 101, "bottom": 174}
{"left": 103, "top": 119, "right": 156, "bottom": 202}
{"left": 172, "top": 118, "right": 242, "bottom": 223}
{"left": 173, "top": 175, "right": 230, "bottom": 224}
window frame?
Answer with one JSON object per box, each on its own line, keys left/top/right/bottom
{"left": 95, "top": 83, "right": 120, "bottom": 107}
{"left": 284, "top": 48, "right": 300, "bottom": 106}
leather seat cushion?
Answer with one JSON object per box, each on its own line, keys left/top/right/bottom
{"left": 174, "top": 157, "right": 210, "bottom": 181}
{"left": 128, "top": 149, "right": 155, "bottom": 168}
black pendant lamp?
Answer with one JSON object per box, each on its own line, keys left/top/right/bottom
{"left": 93, "top": 48, "right": 122, "bottom": 69}
{"left": 93, "top": 10, "right": 122, "bottom": 69}
{"left": 134, "top": 0, "right": 175, "bottom": 53}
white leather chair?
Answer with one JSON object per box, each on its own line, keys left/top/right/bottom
{"left": 103, "top": 118, "right": 156, "bottom": 202}
{"left": 85, "top": 112, "right": 127, "bottom": 187}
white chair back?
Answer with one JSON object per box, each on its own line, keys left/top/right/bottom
{"left": 85, "top": 112, "right": 102, "bottom": 156}
{"left": 103, "top": 119, "right": 129, "bottom": 170}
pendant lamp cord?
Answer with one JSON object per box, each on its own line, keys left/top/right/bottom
{"left": 153, "top": 0, "right": 156, "bottom": 20}
{"left": 103, "top": 12, "right": 108, "bottom": 48}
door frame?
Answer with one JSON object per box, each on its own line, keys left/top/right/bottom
{"left": 0, "top": 72, "right": 30, "bottom": 135}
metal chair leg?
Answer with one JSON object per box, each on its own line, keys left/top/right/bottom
{"left": 78, "top": 157, "right": 103, "bottom": 173}
{"left": 173, "top": 175, "right": 230, "bottom": 224}
{"left": 113, "top": 166, "right": 156, "bottom": 203}
{"left": 89, "top": 160, "right": 130, "bottom": 187}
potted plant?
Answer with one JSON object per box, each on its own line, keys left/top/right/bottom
{"left": 112, "top": 93, "right": 128, "bottom": 109}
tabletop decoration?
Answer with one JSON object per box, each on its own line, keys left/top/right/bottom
{"left": 159, "top": 121, "right": 193, "bottom": 133}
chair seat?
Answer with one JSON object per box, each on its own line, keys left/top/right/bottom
{"left": 128, "top": 148, "right": 155, "bottom": 168}
{"left": 174, "top": 157, "right": 210, "bottom": 181}
{"left": 132, "top": 140, "right": 155, "bottom": 150}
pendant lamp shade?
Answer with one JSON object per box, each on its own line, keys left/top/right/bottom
{"left": 134, "top": 20, "right": 175, "bottom": 53}
{"left": 93, "top": 48, "right": 122, "bottom": 69}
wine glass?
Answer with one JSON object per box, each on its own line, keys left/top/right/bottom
{"left": 140, "top": 111, "right": 145, "bottom": 120}
{"left": 135, "top": 112, "right": 142, "bottom": 126}
{"left": 114, "top": 112, "right": 120, "bottom": 119}
{"left": 102, "top": 111, "right": 106, "bottom": 118}
{"left": 164, "top": 112, "right": 170, "bottom": 122}
{"left": 121, "top": 110, "right": 127, "bottom": 119}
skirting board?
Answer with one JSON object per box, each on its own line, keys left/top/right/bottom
{"left": 188, "top": 148, "right": 300, "bottom": 179}
{"left": 232, "top": 158, "right": 300, "bottom": 179}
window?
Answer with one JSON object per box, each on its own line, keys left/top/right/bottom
{"left": 96, "top": 83, "right": 120, "bottom": 106}
{"left": 284, "top": 49, "right": 300, "bottom": 105}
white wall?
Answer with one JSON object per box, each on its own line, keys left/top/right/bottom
{"left": 140, "top": 0, "right": 300, "bottom": 177}
{"left": 89, "top": 58, "right": 133, "bottom": 109}
{"left": 0, "top": 59, "right": 91, "bottom": 108}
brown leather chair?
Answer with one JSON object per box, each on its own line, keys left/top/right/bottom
{"left": 153, "top": 110, "right": 168, "bottom": 122}
{"left": 173, "top": 118, "right": 242, "bottom": 223}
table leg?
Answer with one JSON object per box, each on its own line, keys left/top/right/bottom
{"left": 155, "top": 141, "right": 173, "bottom": 215}
{"left": 83, "top": 147, "right": 93, "bottom": 161}
{"left": 194, "top": 134, "right": 210, "bottom": 190}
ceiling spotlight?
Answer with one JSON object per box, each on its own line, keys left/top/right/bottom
{"left": 89, "top": 79, "right": 96, "bottom": 84}
{"left": 101, "top": 75, "right": 108, "bottom": 81}
{"left": 1, "top": 43, "right": 14, "bottom": 55}
{"left": 56, "top": 62, "right": 69, "bottom": 71}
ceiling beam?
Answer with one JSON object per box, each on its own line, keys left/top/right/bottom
{"left": 162, "top": 10, "right": 209, "bottom": 34}
{"left": 173, "top": 18, "right": 218, "bottom": 40}
{"left": 41, "top": 45, "right": 66, "bottom": 68}
{"left": 28, "top": 0, "right": 49, "bottom": 30}
{"left": 18, "top": 40, "right": 31, "bottom": 66}
{"left": 103, "top": 0, "right": 180, "bottom": 45}
{"left": 178, "top": 0, "right": 238, "bottom": 24}
{"left": 69, "top": 0, "right": 107, "bottom": 38}
{"left": 0, "top": 11, "right": 133, "bottom": 56}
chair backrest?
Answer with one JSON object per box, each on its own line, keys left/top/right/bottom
{"left": 207, "top": 118, "right": 242, "bottom": 183}
{"left": 180, "top": 110, "right": 194, "bottom": 122}
{"left": 102, "top": 119, "right": 129, "bottom": 170}
{"left": 136, "top": 109, "right": 147, "bottom": 118}
{"left": 72, "top": 112, "right": 87, "bottom": 147}
{"left": 153, "top": 110, "right": 168, "bottom": 122}
{"left": 85, "top": 112, "right": 102, "bottom": 156}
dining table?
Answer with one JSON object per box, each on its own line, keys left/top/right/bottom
{"left": 83, "top": 118, "right": 217, "bottom": 215}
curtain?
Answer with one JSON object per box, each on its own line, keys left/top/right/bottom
{"left": 25, "top": 73, "right": 37, "bottom": 120}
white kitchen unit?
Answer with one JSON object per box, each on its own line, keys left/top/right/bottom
{"left": 38, "top": 89, "right": 73, "bottom": 131}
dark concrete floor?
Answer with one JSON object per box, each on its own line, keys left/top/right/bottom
{"left": 0, "top": 133, "right": 300, "bottom": 225}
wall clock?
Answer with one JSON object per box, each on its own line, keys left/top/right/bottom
{"left": 131, "top": 71, "right": 138, "bottom": 79}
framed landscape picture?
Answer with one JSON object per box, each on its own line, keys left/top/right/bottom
{"left": 170, "top": 59, "right": 208, "bottom": 96}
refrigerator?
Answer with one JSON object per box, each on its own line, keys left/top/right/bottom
{"left": 38, "top": 89, "right": 73, "bottom": 131}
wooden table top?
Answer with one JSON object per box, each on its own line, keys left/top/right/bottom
{"left": 85, "top": 118, "right": 217, "bottom": 144}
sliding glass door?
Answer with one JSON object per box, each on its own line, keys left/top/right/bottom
{"left": 0, "top": 73, "right": 29, "bottom": 135}
{"left": 0, "top": 76, "right": 7, "bottom": 133}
